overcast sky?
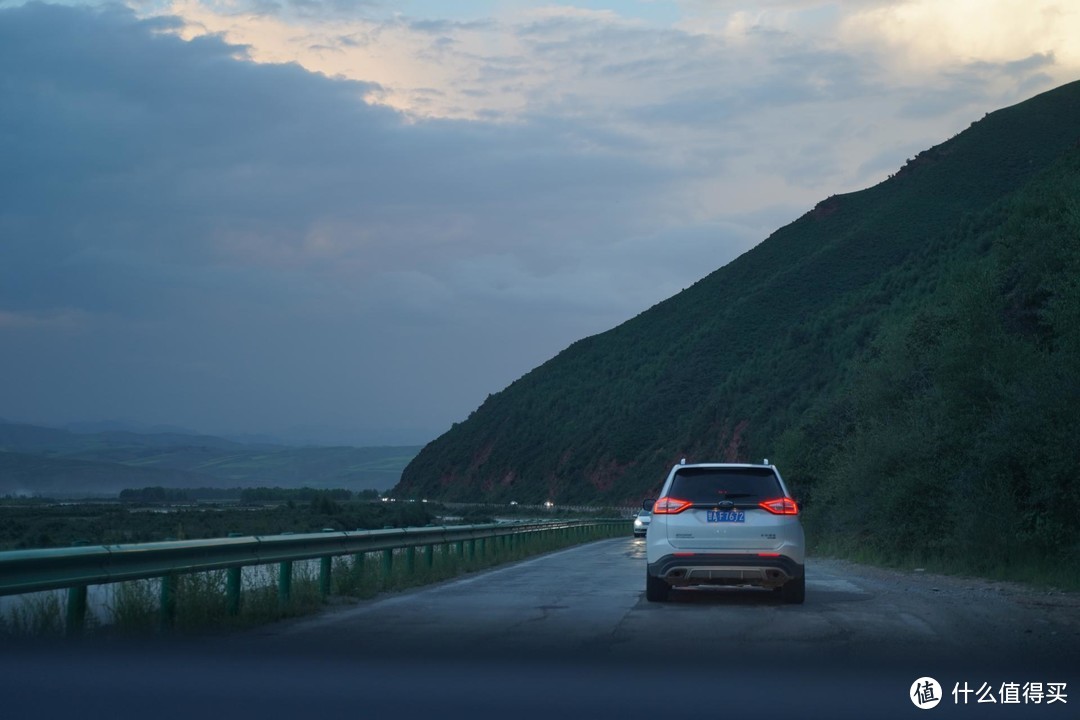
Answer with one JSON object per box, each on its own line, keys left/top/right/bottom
{"left": 1, "top": 0, "right": 1076, "bottom": 445}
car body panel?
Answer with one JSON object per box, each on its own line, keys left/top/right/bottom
{"left": 646, "top": 462, "right": 805, "bottom": 597}
{"left": 663, "top": 508, "right": 796, "bottom": 551}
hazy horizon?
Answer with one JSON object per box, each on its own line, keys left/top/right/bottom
{"left": 0, "top": 416, "right": 432, "bottom": 448}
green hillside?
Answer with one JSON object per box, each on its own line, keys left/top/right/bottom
{"left": 396, "top": 80, "right": 1080, "bottom": 573}
{"left": 0, "top": 423, "right": 421, "bottom": 495}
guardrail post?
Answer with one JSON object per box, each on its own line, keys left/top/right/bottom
{"left": 65, "top": 584, "right": 87, "bottom": 638}
{"left": 160, "top": 573, "right": 177, "bottom": 632}
{"left": 425, "top": 544, "right": 434, "bottom": 569}
{"left": 382, "top": 548, "right": 393, "bottom": 582}
{"left": 226, "top": 533, "right": 243, "bottom": 617}
{"left": 278, "top": 561, "right": 293, "bottom": 608}
{"left": 226, "top": 567, "right": 242, "bottom": 616}
{"left": 276, "top": 531, "right": 294, "bottom": 609}
{"left": 468, "top": 538, "right": 476, "bottom": 560}
{"left": 64, "top": 540, "right": 90, "bottom": 637}
{"left": 320, "top": 556, "right": 333, "bottom": 598}
{"left": 405, "top": 546, "right": 416, "bottom": 574}
{"left": 477, "top": 537, "right": 486, "bottom": 559}
{"left": 319, "top": 528, "right": 336, "bottom": 597}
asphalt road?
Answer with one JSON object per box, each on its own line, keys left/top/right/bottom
{"left": 238, "top": 536, "right": 1080, "bottom": 663}
{"left": 4, "top": 537, "right": 1078, "bottom": 719}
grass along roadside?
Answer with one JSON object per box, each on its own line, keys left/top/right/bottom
{"left": 810, "top": 535, "right": 1080, "bottom": 593}
{"left": 0, "top": 522, "right": 629, "bottom": 638}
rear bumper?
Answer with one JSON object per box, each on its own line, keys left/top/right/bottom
{"left": 648, "top": 553, "right": 804, "bottom": 588}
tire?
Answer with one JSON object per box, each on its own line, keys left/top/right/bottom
{"left": 781, "top": 575, "right": 805, "bottom": 604}
{"left": 646, "top": 570, "right": 670, "bottom": 602}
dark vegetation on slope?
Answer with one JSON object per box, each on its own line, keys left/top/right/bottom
{"left": 397, "top": 80, "right": 1080, "bottom": 578}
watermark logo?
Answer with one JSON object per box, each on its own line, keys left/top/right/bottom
{"left": 911, "top": 677, "right": 943, "bottom": 709}
{"left": 909, "top": 678, "right": 1068, "bottom": 709}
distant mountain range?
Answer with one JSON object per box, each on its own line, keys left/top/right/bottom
{"left": 0, "top": 418, "right": 434, "bottom": 448}
{"left": 0, "top": 422, "right": 421, "bottom": 496}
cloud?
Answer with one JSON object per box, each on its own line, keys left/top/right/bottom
{"left": 839, "top": 0, "right": 1080, "bottom": 73}
{"left": 0, "top": 2, "right": 745, "bottom": 440}
{"left": 115, "top": 0, "right": 1072, "bottom": 216}
{"left": 1, "top": 0, "right": 1074, "bottom": 441}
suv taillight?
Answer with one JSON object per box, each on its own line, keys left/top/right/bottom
{"left": 758, "top": 497, "right": 798, "bottom": 515}
{"left": 653, "top": 497, "right": 692, "bottom": 514}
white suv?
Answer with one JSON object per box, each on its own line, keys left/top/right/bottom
{"left": 644, "top": 461, "right": 805, "bottom": 603}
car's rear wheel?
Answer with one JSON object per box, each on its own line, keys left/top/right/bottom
{"left": 645, "top": 570, "right": 670, "bottom": 602}
{"left": 780, "top": 575, "right": 805, "bottom": 604}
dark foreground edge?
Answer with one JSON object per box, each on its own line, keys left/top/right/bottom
{"left": 2, "top": 638, "right": 1076, "bottom": 720}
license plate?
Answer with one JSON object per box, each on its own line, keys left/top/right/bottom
{"left": 706, "top": 510, "right": 745, "bottom": 523}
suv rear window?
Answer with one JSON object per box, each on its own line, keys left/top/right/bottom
{"left": 669, "top": 467, "right": 782, "bottom": 503}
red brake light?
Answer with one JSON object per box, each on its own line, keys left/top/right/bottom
{"left": 653, "top": 497, "right": 692, "bottom": 514}
{"left": 759, "top": 497, "right": 799, "bottom": 515}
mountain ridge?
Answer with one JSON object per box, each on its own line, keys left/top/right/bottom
{"left": 395, "top": 79, "right": 1080, "bottom": 516}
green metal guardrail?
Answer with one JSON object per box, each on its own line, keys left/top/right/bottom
{"left": 0, "top": 519, "right": 628, "bottom": 635}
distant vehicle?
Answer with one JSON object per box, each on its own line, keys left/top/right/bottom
{"left": 509, "top": 501, "right": 519, "bottom": 506}
{"left": 633, "top": 509, "right": 651, "bottom": 537}
{"left": 644, "top": 461, "right": 805, "bottom": 604}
